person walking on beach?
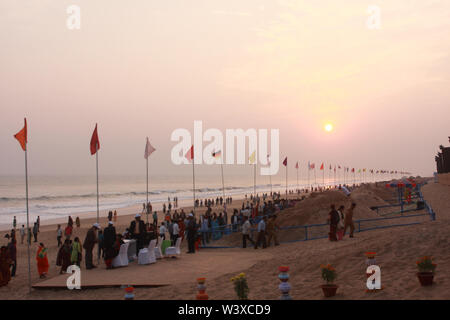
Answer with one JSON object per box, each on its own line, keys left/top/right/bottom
{"left": 254, "top": 216, "right": 267, "bottom": 249}
{"left": 71, "top": 237, "right": 82, "bottom": 266}
{"left": 20, "top": 225, "right": 25, "bottom": 244}
{"left": 327, "top": 205, "right": 339, "bottom": 241}
{"left": 186, "top": 214, "right": 197, "bottom": 254}
{"left": 68, "top": 216, "right": 73, "bottom": 227}
{"left": 266, "top": 215, "right": 280, "bottom": 247}
{"left": 108, "top": 211, "right": 113, "bottom": 222}
{"left": 83, "top": 223, "right": 100, "bottom": 270}
{"left": 344, "top": 203, "right": 356, "bottom": 238}
{"left": 13, "top": 216, "right": 17, "bottom": 231}
{"left": 65, "top": 224, "right": 73, "bottom": 241}
{"left": 103, "top": 221, "right": 116, "bottom": 269}
{"left": 32, "top": 222, "right": 39, "bottom": 243}
{"left": 242, "top": 216, "right": 255, "bottom": 248}
{"left": 75, "top": 217, "right": 81, "bottom": 228}
{"left": 113, "top": 210, "right": 117, "bottom": 222}
{"left": 36, "top": 243, "right": 49, "bottom": 279}
{"left": 57, "top": 224, "right": 63, "bottom": 247}
{"left": 36, "top": 216, "right": 40, "bottom": 232}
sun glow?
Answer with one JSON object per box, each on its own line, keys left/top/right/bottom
{"left": 324, "top": 123, "right": 333, "bottom": 132}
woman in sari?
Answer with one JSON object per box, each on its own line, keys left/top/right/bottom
{"left": 0, "top": 246, "right": 12, "bottom": 287}
{"left": 71, "top": 237, "right": 82, "bottom": 266}
{"left": 56, "top": 239, "right": 72, "bottom": 274}
{"left": 36, "top": 243, "right": 49, "bottom": 278}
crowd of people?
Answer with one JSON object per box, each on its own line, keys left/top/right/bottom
{"left": 0, "top": 186, "right": 361, "bottom": 288}
{"left": 327, "top": 203, "right": 356, "bottom": 241}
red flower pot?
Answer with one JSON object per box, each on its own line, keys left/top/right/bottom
{"left": 417, "top": 272, "right": 434, "bottom": 286}
{"left": 321, "top": 284, "right": 338, "bottom": 297}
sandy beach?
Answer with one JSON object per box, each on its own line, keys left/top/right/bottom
{"left": 1, "top": 178, "right": 448, "bottom": 300}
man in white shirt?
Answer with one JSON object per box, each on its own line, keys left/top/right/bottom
{"left": 172, "top": 220, "right": 179, "bottom": 245}
{"left": 241, "top": 216, "right": 255, "bottom": 248}
{"left": 254, "top": 216, "right": 267, "bottom": 249}
{"left": 159, "top": 222, "right": 167, "bottom": 240}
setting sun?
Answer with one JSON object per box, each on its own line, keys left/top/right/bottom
{"left": 324, "top": 123, "right": 333, "bottom": 132}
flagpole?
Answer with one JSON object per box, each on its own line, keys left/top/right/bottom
{"left": 314, "top": 167, "right": 316, "bottom": 187}
{"left": 285, "top": 162, "right": 288, "bottom": 198}
{"left": 323, "top": 168, "right": 325, "bottom": 188}
{"left": 296, "top": 166, "right": 298, "bottom": 191}
{"left": 253, "top": 163, "right": 256, "bottom": 197}
{"left": 220, "top": 162, "right": 225, "bottom": 202}
{"left": 334, "top": 167, "right": 336, "bottom": 187}
{"left": 96, "top": 143, "right": 100, "bottom": 265}
{"left": 96, "top": 143, "right": 99, "bottom": 223}
{"left": 25, "top": 148, "right": 31, "bottom": 294}
{"left": 307, "top": 163, "right": 310, "bottom": 190}
{"left": 192, "top": 156, "right": 196, "bottom": 213}
{"left": 328, "top": 167, "right": 331, "bottom": 188}
{"left": 269, "top": 173, "right": 272, "bottom": 196}
{"left": 146, "top": 156, "right": 149, "bottom": 224}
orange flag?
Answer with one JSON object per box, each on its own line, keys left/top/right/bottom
{"left": 14, "top": 118, "right": 27, "bottom": 151}
{"left": 320, "top": 163, "right": 324, "bottom": 170}
{"left": 90, "top": 124, "right": 100, "bottom": 155}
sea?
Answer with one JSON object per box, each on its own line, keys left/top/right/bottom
{"left": 0, "top": 172, "right": 365, "bottom": 227}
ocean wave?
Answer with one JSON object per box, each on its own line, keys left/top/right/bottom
{"left": 0, "top": 183, "right": 282, "bottom": 203}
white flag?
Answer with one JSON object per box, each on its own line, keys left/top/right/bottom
{"left": 144, "top": 137, "right": 156, "bottom": 159}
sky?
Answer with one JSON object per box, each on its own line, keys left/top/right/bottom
{"left": 1, "top": 0, "right": 449, "bottom": 179}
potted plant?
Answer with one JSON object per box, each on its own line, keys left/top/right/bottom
{"left": 320, "top": 264, "right": 338, "bottom": 297}
{"left": 416, "top": 256, "right": 436, "bottom": 286}
{"left": 231, "top": 273, "right": 249, "bottom": 300}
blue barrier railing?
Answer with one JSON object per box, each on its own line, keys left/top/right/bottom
{"left": 200, "top": 184, "right": 436, "bottom": 248}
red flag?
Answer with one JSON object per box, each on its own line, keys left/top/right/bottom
{"left": 282, "top": 157, "right": 287, "bottom": 166}
{"left": 14, "top": 118, "right": 27, "bottom": 151}
{"left": 295, "top": 162, "right": 299, "bottom": 169}
{"left": 185, "top": 145, "right": 194, "bottom": 161}
{"left": 90, "top": 124, "right": 100, "bottom": 155}
{"left": 320, "top": 163, "right": 324, "bottom": 170}
{"left": 351, "top": 168, "right": 355, "bottom": 173}
{"left": 338, "top": 165, "right": 341, "bottom": 169}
